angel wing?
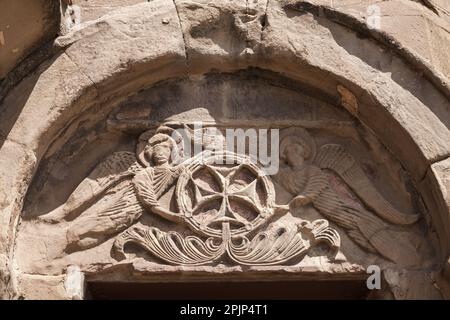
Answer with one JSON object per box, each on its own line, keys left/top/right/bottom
{"left": 41, "top": 151, "right": 142, "bottom": 222}
{"left": 66, "top": 182, "right": 145, "bottom": 252}
{"left": 312, "top": 187, "right": 421, "bottom": 265}
{"left": 314, "top": 144, "right": 419, "bottom": 225}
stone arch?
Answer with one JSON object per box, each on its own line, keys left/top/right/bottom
{"left": 0, "top": 0, "right": 449, "bottom": 299}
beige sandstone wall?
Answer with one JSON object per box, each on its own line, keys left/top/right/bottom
{"left": 0, "top": 0, "right": 60, "bottom": 80}
{"left": 0, "top": 0, "right": 449, "bottom": 299}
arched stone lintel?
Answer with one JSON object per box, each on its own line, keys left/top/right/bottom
{"left": 0, "top": 0, "right": 449, "bottom": 298}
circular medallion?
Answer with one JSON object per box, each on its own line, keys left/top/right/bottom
{"left": 176, "top": 152, "right": 276, "bottom": 238}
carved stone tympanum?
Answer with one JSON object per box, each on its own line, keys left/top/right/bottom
{"left": 38, "top": 123, "right": 421, "bottom": 269}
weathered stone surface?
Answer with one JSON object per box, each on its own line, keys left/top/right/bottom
{"left": 0, "top": 140, "right": 37, "bottom": 298}
{"left": 69, "top": 0, "right": 145, "bottom": 23}
{"left": 435, "top": 257, "right": 450, "bottom": 299}
{"left": 0, "top": 0, "right": 60, "bottom": 79}
{"left": 0, "top": 53, "right": 97, "bottom": 156}
{"left": 174, "top": 0, "right": 267, "bottom": 73}
{"left": 17, "top": 274, "right": 67, "bottom": 300}
{"left": 0, "top": 140, "right": 36, "bottom": 252}
{"left": 14, "top": 72, "right": 439, "bottom": 299}
{"left": 59, "top": 1, "right": 187, "bottom": 94}
{"left": 0, "top": 252, "right": 10, "bottom": 299}
{"left": 426, "top": 0, "right": 450, "bottom": 17}
{"left": 259, "top": 0, "right": 450, "bottom": 180}
{"left": 420, "top": 157, "right": 450, "bottom": 259}
{"left": 171, "top": 0, "right": 450, "bottom": 181}
{"left": 290, "top": 0, "right": 450, "bottom": 91}
{"left": 0, "top": 0, "right": 449, "bottom": 300}
{"left": 384, "top": 268, "right": 443, "bottom": 299}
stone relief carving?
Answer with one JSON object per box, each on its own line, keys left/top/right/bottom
{"left": 41, "top": 126, "right": 187, "bottom": 251}
{"left": 114, "top": 150, "right": 340, "bottom": 266}
{"left": 275, "top": 128, "right": 421, "bottom": 265}
{"left": 39, "top": 125, "right": 421, "bottom": 267}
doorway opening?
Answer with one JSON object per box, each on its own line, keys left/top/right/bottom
{"left": 86, "top": 279, "right": 370, "bottom": 300}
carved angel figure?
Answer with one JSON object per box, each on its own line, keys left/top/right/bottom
{"left": 41, "top": 127, "right": 188, "bottom": 251}
{"left": 275, "top": 128, "right": 421, "bottom": 265}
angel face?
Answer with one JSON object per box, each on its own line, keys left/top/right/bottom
{"left": 282, "top": 141, "right": 310, "bottom": 169}
{"left": 150, "top": 141, "right": 172, "bottom": 166}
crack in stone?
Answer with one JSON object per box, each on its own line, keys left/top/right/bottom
{"left": 63, "top": 51, "right": 98, "bottom": 91}
{"left": 260, "top": 0, "right": 270, "bottom": 42}
{"left": 172, "top": 0, "right": 190, "bottom": 79}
